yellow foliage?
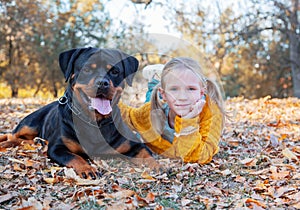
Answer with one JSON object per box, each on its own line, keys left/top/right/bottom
{"left": 0, "top": 83, "right": 64, "bottom": 99}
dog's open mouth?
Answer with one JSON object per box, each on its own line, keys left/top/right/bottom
{"left": 90, "top": 97, "right": 112, "bottom": 115}
{"left": 79, "top": 89, "right": 112, "bottom": 115}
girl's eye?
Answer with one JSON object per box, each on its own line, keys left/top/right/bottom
{"left": 169, "top": 87, "right": 178, "bottom": 91}
{"left": 187, "top": 86, "right": 199, "bottom": 91}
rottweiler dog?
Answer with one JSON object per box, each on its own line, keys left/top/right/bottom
{"left": 0, "top": 47, "right": 158, "bottom": 179}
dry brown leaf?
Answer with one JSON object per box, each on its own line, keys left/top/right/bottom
{"left": 282, "top": 148, "right": 299, "bottom": 162}
{"left": 254, "top": 181, "right": 268, "bottom": 191}
{"left": 13, "top": 163, "right": 23, "bottom": 171}
{"left": 287, "top": 191, "right": 300, "bottom": 201}
{"left": 293, "top": 202, "right": 300, "bottom": 209}
{"left": 270, "top": 134, "right": 280, "bottom": 147}
{"left": 75, "top": 178, "right": 102, "bottom": 186}
{"left": 63, "top": 167, "right": 78, "bottom": 179}
{"left": 141, "top": 171, "right": 156, "bottom": 180}
{"left": 245, "top": 198, "right": 267, "bottom": 208}
{"left": 8, "top": 157, "right": 24, "bottom": 164}
{"left": 240, "top": 157, "right": 258, "bottom": 166}
{"left": 227, "top": 139, "right": 240, "bottom": 146}
{"left": 136, "top": 192, "right": 156, "bottom": 204}
{"left": 292, "top": 146, "right": 300, "bottom": 153}
{"left": 235, "top": 175, "right": 246, "bottom": 183}
{"left": 292, "top": 173, "right": 300, "bottom": 179}
{"left": 145, "top": 192, "right": 156, "bottom": 203}
{"left": 43, "top": 177, "right": 59, "bottom": 184}
{"left": 0, "top": 192, "right": 18, "bottom": 204}
{"left": 25, "top": 159, "right": 40, "bottom": 169}
{"left": 252, "top": 203, "right": 266, "bottom": 210}
{"left": 274, "top": 186, "right": 295, "bottom": 198}
{"left": 106, "top": 189, "right": 135, "bottom": 200}
{"left": 269, "top": 165, "right": 290, "bottom": 180}
{"left": 23, "top": 143, "right": 36, "bottom": 151}
{"left": 0, "top": 147, "right": 7, "bottom": 152}
{"left": 271, "top": 171, "right": 290, "bottom": 180}
{"left": 249, "top": 168, "right": 269, "bottom": 175}
{"left": 18, "top": 197, "right": 43, "bottom": 210}
{"left": 28, "top": 186, "right": 36, "bottom": 191}
{"left": 221, "top": 168, "right": 232, "bottom": 176}
{"left": 181, "top": 198, "right": 192, "bottom": 206}
{"left": 204, "top": 185, "right": 223, "bottom": 196}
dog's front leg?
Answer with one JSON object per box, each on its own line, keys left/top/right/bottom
{"left": 48, "top": 138, "right": 101, "bottom": 179}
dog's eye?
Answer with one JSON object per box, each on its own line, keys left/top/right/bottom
{"left": 110, "top": 67, "right": 119, "bottom": 76}
{"left": 82, "top": 68, "right": 92, "bottom": 73}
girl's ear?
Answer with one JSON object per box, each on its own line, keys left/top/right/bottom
{"left": 158, "top": 87, "right": 166, "bottom": 101}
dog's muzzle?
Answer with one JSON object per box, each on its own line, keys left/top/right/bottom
{"left": 87, "top": 78, "right": 112, "bottom": 115}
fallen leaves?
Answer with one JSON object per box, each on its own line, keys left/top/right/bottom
{"left": 0, "top": 97, "right": 299, "bottom": 209}
{"left": 282, "top": 147, "right": 299, "bottom": 162}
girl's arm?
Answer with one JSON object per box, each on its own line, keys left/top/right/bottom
{"left": 118, "top": 101, "right": 154, "bottom": 133}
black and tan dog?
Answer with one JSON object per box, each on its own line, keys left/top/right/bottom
{"left": 0, "top": 47, "right": 158, "bottom": 179}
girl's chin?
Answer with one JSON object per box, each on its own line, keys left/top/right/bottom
{"left": 175, "top": 110, "right": 190, "bottom": 117}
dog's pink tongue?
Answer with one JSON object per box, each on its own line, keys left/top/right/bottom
{"left": 90, "top": 98, "right": 112, "bottom": 115}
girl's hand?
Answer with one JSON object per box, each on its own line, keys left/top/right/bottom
{"left": 182, "top": 97, "right": 206, "bottom": 119}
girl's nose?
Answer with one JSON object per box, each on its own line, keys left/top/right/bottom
{"left": 176, "top": 89, "right": 188, "bottom": 100}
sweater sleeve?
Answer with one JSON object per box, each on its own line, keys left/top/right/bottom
{"left": 118, "top": 101, "right": 150, "bottom": 131}
{"left": 172, "top": 100, "right": 223, "bottom": 164}
{"left": 118, "top": 101, "right": 175, "bottom": 156}
{"left": 118, "top": 101, "right": 162, "bottom": 142}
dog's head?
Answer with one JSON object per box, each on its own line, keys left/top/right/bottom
{"left": 59, "top": 47, "right": 139, "bottom": 120}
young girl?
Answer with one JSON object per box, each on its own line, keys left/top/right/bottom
{"left": 118, "top": 57, "right": 226, "bottom": 164}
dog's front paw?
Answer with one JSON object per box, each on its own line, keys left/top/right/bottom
{"left": 67, "top": 157, "right": 102, "bottom": 179}
{"left": 76, "top": 166, "right": 102, "bottom": 179}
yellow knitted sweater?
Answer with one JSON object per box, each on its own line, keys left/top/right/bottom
{"left": 118, "top": 98, "right": 223, "bottom": 164}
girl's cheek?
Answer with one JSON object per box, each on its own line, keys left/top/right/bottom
{"left": 166, "top": 92, "right": 177, "bottom": 101}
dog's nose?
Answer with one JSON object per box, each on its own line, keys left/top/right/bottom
{"left": 96, "top": 78, "right": 110, "bottom": 89}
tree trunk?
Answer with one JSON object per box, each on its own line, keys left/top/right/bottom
{"left": 11, "top": 86, "right": 18, "bottom": 98}
{"left": 289, "top": 34, "right": 300, "bottom": 98}
{"left": 52, "top": 82, "right": 58, "bottom": 98}
{"left": 289, "top": 0, "right": 300, "bottom": 98}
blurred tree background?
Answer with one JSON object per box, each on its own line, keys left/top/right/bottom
{"left": 0, "top": 0, "right": 299, "bottom": 99}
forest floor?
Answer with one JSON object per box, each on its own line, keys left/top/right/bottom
{"left": 0, "top": 96, "right": 299, "bottom": 209}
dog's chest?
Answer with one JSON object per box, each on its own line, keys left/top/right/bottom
{"left": 72, "top": 116, "right": 123, "bottom": 155}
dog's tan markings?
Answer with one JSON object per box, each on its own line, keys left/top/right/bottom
{"left": 66, "top": 156, "right": 98, "bottom": 179}
{"left": 115, "top": 140, "right": 131, "bottom": 153}
{"left": 62, "top": 137, "right": 85, "bottom": 154}
{"left": 106, "top": 64, "right": 112, "bottom": 70}
{"left": 16, "top": 126, "right": 38, "bottom": 140}
{"left": 131, "top": 148, "right": 161, "bottom": 170}
{"left": 0, "top": 134, "right": 8, "bottom": 142}
{"left": 91, "top": 63, "right": 97, "bottom": 69}
{"left": 88, "top": 77, "right": 95, "bottom": 87}
{"left": 0, "top": 126, "right": 37, "bottom": 148}
{"left": 106, "top": 80, "right": 117, "bottom": 99}
{"left": 72, "top": 83, "right": 100, "bottom": 121}
{"left": 135, "top": 148, "right": 153, "bottom": 159}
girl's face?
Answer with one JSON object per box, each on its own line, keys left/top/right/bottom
{"left": 160, "top": 68, "right": 205, "bottom": 117}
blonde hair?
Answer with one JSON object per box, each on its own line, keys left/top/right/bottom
{"left": 150, "top": 57, "right": 226, "bottom": 134}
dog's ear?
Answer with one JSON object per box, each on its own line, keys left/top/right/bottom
{"left": 59, "top": 47, "right": 96, "bottom": 82}
{"left": 122, "top": 55, "right": 139, "bottom": 86}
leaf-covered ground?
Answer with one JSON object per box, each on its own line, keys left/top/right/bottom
{"left": 0, "top": 97, "right": 299, "bottom": 209}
